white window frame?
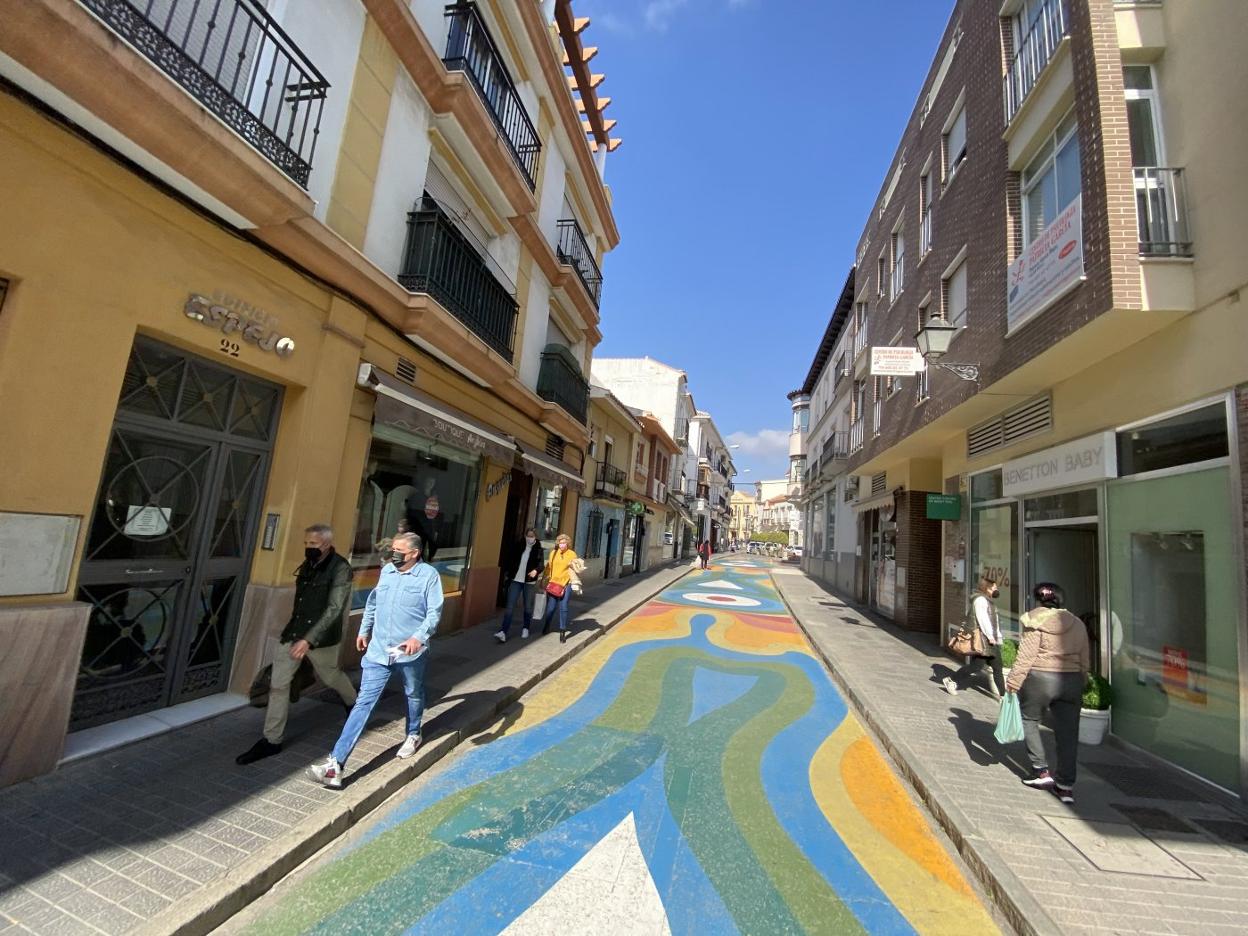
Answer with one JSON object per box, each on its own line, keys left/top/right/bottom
{"left": 876, "top": 253, "right": 887, "bottom": 298}
{"left": 942, "top": 90, "right": 968, "bottom": 183}
{"left": 941, "top": 246, "right": 969, "bottom": 331}
{"left": 916, "top": 294, "right": 932, "bottom": 402}
{"left": 1123, "top": 64, "right": 1166, "bottom": 168}
{"left": 919, "top": 165, "right": 934, "bottom": 257}
{"left": 1021, "top": 108, "right": 1080, "bottom": 246}
{"left": 890, "top": 221, "right": 906, "bottom": 303}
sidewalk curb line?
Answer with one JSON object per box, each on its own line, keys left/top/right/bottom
{"left": 772, "top": 573, "right": 1061, "bottom": 936}
{"left": 139, "top": 564, "right": 692, "bottom": 936}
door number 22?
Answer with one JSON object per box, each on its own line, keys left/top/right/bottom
{"left": 220, "top": 338, "right": 240, "bottom": 358}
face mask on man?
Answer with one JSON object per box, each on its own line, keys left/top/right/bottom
{"left": 304, "top": 547, "right": 322, "bottom": 564}
{"left": 391, "top": 549, "right": 411, "bottom": 566}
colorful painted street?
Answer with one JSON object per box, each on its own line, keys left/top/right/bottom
{"left": 237, "top": 560, "right": 999, "bottom": 936}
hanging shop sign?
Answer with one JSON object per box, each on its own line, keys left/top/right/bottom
{"left": 626, "top": 500, "right": 645, "bottom": 517}
{"left": 184, "top": 293, "right": 295, "bottom": 358}
{"left": 1006, "top": 194, "right": 1085, "bottom": 333}
{"left": 926, "top": 493, "right": 961, "bottom": 521}
{"left": 870, "top": 347, "right": 926, "bottom": 377}
{"left": 1001, "top": 431, "right": 1117, "bottom": 498}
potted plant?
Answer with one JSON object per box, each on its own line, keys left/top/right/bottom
{"left": 1079, "top": 674, "right": 1113, "bottom": 745}
{"left": 1000, "top": 639, "right": 1018, "bottom": 678}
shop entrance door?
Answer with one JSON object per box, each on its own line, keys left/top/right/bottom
{"left": 1026, "top": 523, "right": 1100, "bottom": 663}
{"left": 72, "top": 339, "right": 280, "bottom": 729}
{"left": 497, "top": 470, "right": 534, "bottom": 606}
{"left": 605, "top": 519, "right": 618, "bottom": 578}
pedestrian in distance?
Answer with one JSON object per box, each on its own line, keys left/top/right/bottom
{"left": 943, "top": 576, "right": 1006, "bottom": 699}
{"left": 494, "top": 528, "right": 544, "bottom": 643}
{"left": 540, "top": 533, "right": 579, "bottom": 644}
{"left": 1007, "top": 581, "right": 1090, "bottom": 806}
{"left": 309, "top": 532, "right": 442, "bottom": 789}
{"left": 237, "top": 524, "right": 357, "bottom": 766}
{"left": 697, "top": 539, "right": 710, "bottom": 570}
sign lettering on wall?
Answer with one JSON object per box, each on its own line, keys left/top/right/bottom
{"left": 486, "top": 471, "right": 513, "bottom": 501}
{"left": 870, "top": 347, "right": 926, "bottom": 377}
{"left": 1001, "top": 431, "right": 1117, "bottom": 498}
{"left": 1006, "top": 194, "right": 1085, "bottom": 333}
{"left": 184, "top": 293, "right": 295, "bottom": 358}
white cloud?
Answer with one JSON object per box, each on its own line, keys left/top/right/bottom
{"left": 725, "top": 428, "right": 789, "bottom": 459}
{"left": 643, "top": 0, "right": 689, "bottom": 31}
{"left": 597, "top": 11, "right": 637, "bottom": 36}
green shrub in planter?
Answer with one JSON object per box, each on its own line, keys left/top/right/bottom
{"left": 1082, "top": 674, "right": 1114, "bottom": 711}
{"left": 1000, "top": 640, "right": 1019, "bottom": 669}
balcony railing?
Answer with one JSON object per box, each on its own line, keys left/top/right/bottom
{"left": 852, "top": 320, "right": 869, "bottom": 357}
{"left": 556, "top": 219, "right": 603, "bottom": 307}
{"left": 444, "top": 3, "right": 540, "bottom": 189}
{"left": 1135, "top": 167, "right": 1193, "bottom": 257}
{"left": 537, "top": 344, "right": 590, "bottom": 424}
{"left": 651, "top": 479, "right": 668, "bottom": 502}
{"left": 823, "top": 431, "right": 850, "bottom": 462}
{"left": 595, "top": 461, "right": 626, "bottom": 498}
{"left": 1003, "top": 0, "right": 1068, "bottom": 124}
{"left": 399, "top": 196, "right": 517, "bottom": 359}
{"left": 872, "top": 397, "right": 882, "bottom": 437}
{"left": 850, "top": 419, "right": 865, "bottom": 454}
{"left": 79, "top": 0, "right": 328, "bottom": 186}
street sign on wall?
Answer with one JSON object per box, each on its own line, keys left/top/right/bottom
{"left": 870, "top": 347, "right": 926, "bottom": 377}
{"left": 926, "top": 493, "right": 961, "bottom": 521}
{"left": 1006, "top": 194, "right": 1085, "bottom": 333}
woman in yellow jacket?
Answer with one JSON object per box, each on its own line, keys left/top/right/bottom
{"left": 541, "top": 533, "right": 580, "bottom": 643}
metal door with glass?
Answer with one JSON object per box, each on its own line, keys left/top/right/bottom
{"left": 72, "top": 338, "right": 280, "bottom": 729}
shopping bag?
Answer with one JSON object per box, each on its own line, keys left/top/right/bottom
{"left": 993, "top": 693, "right": 1025, "bottom": 744}
{"left": 532, "top": 591, "right": 547, "bottom": 620}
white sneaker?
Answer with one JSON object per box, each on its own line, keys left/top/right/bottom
{"left": 397, "top": 733, "right": 422, "bottom": 759}
{"left": 942, "top": 677, "right": 959, "bottom": 696}
{"left": 521, "top": 627, "right": 530, "bottom": 639}
{"left": 493, "top": 630, "right": 506, "bottom": 644}
{"left": 308, "top": 756, "right": 342, "bottom": 789}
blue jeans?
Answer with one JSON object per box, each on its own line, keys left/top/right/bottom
{"left": 542, "top": 586, "right": 571, "bottom": 632}
{"left": 331, "top": 654, "right": 428, "bottom": 767}
{"left": 500, "top": 579, "right": 535, "bottom": 634}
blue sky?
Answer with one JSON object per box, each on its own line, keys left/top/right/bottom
{"left": 585, "top": 0, "right": 955, "bottom": 480}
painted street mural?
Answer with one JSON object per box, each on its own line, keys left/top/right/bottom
{"left": 245, "top": 560, "right": 998, "bottom": 935}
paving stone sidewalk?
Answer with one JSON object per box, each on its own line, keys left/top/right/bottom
{"left": 0, "top": 562, "right": 692, "bottom": 936}
{"left": 772, "top": 568, "right": 1248, "bottom": 936}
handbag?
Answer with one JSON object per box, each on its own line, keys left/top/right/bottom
{"left": 946, "top": 627, "right": 982, "bottom": 656}
{"left": 545, "top": 581, "right": 566, "bottom": 599}
{"left": 994, "top": 693, "right": 1025, "bottom": 743}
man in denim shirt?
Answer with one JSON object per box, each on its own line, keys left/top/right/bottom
{"left": 310, "top": 532, "right": 443, "bottom": 788}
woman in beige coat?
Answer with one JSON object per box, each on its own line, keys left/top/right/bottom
{"left": 1006, "top": 582, "right": 1090, "bottom": 805}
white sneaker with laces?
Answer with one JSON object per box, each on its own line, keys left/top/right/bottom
{"left": 397, "top": 733, "right": 422, "bottom": 759}
{"left": 942, "top": 677, "right": 959, "bottom": 695}
{"left": 493, "top": 630, "right": 506, "bottom": 643}
{"left": 309, "top": 756, "right": 342, "bottom": 789}
{"left": 521, "top": 627, "right": 530, "bottom": 639}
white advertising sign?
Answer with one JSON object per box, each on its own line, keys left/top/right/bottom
{"left": 1007, "top": 194, "right": 1084, "bottom": 332}
{"left": 869, "top": 347, "right": 926, "bottom": 377}
{"left": 1002, "top": 431, "right": 1117, "bottom": 498}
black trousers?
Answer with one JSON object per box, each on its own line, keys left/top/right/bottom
{"left": 952, "top": 647, "right": 1004, "bottom": 695}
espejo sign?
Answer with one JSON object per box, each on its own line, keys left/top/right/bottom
{"left": 1001, "top": 431, "right": 1117, "bottom": 498}
{"left": 1006, "top": 194, "right": 1084, "bottom": 333}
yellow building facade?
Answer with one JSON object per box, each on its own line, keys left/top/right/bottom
{"left": 0, "top": 0, "right": 619, "bottom": 785}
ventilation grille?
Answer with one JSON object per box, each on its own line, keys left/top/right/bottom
{"left": 967, "top": 394, "right": 1052, "bottom": 459}
{"left": 545, "top": 433, "right": 566, "bottom": 460}
{"left": 395, "top": 356, "right": 417, "bottom": 384}
{"left": 871, "top": 472, "right": 887, "bottom": 496}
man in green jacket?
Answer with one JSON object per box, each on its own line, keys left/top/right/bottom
{"left": 236, "top": 524, "right": 358, "bottom": 765}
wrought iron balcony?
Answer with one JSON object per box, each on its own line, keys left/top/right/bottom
{"left": 79, "top": 0, "right": 328, "bottom": 187}
{"left": 444, "top": 3, "right": 541, "bottom": 190}
{"left": 556, "top": 219, "right": 603, "bottom": 307}
{"left": 399, "top": 196, "right": 517, "bottom": 360}
{"left": 537, "top": 344, "right": 590, "bottom": 424}
{"left": 1003, "top": 0, "right": 1068, "bottom": 124}
{"left": 594, "top": 461, "right": 626, "bottom": 498}
{"left": 823, "top": 431, "right": 850, "bottom": 464}
{"left": 850, "top": 419, "right": 865, "bottom": 454}
{"left": 1135, "top": 167, "right": 1193, "bottom": 257}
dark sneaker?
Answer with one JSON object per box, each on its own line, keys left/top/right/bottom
{"left": 1023, "top": 770, "right": 1056, "bottom": 790}
{"left": 1054, "top": 784, "right": 1075, "bottom": 805}
{"left": 235, "top": 738, "right": 282, "bottom": 765}
{"left": 560, "top": 629, "right": 568, "bottom": 644}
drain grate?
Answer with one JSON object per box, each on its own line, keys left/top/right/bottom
{"left": 1112, "top": 805, "right": 1197, "bottom": 834}
{"left": 1083, "top": 763, "right": 1204, "bottom": 801}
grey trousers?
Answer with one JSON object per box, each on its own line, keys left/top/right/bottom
{"left": 1020, "top": 670, "right": 1084, "bottom": 787}
{"left": 263, "top": 639, "right": 357, "bottom": 744}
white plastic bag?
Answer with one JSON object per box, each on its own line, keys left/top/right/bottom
{"left": 532, "top": 591, "right": 547, "bottom": 621}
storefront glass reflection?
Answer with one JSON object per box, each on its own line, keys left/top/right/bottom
{"left": 349, "top": 428, "right": 480, "bottom": 604}
{"left": 970, "top": 498, "right": 1020, "bottom": 639}
{"left": 536, "top": 483, "right": 563, "bottom": 541}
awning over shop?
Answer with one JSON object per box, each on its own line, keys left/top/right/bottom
{"left": 854, "top": 491, "right": 897, "bottom": 515}
{"left": 357, "top": 364, "right": 516, "bottom": 464}
{"left": 517, "top": 442, "right": 586, "bottom": 493}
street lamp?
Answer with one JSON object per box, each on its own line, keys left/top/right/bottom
{"left": 914, "top": 313, "right": 979, "bottom": 382}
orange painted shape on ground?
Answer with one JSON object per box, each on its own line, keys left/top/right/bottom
{"left": 841, "top": 736, "right": 975, "bottom": 899}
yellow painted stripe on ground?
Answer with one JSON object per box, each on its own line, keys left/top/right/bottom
{"left": 809, "top": 720, "right": 1000, "bottom": 936}
{"left": 705, "top": 618, "right": 813, "bottom": 657}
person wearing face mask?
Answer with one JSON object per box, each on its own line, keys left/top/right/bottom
{"left": 309, "top": 532, "right": 443, "bottom": 788}
{"left": 237, "top": 524, "right": 357, "bottom": 765}
{"left": 495, "top": 528, "right": 545, "bottom": 643}
{"left": 540, "top": 533, "right": 579, "bottom": 644}
{"left": 943, "top": 576, "right": 1006, "bottom": 699}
